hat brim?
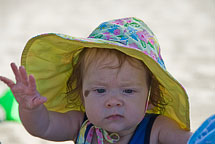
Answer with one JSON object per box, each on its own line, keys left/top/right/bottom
{"left": 21, "top": 33, "right": 190, "bottom": 130}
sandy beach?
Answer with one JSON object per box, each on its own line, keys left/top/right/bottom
{"left": 0, "top": 0, "right": 214, "bottom": 143}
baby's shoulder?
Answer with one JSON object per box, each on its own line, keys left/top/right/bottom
{"left": 150, "top": 115, "right": 169, "bottom": 143}
{"left": 150, "top": 115, "right": 191, "bottom": 144}
{"left": 152, "top": 115, "right": 177, "bottom": 128}
{"left": 64, "top": 110, "right": 85, "bottom": 138}
{"left": 66, "top": 110, "right": 85, "bottom": 124}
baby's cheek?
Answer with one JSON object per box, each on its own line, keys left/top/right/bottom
{"left": 85, "top": 102, "right": 102, "bottom": 122}
{"left": 128, "top": 106, "right": 145, "bottom": 122}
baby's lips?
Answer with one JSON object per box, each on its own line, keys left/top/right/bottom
{"left": 106, "top": 114, "right": 124, "bottom": 120}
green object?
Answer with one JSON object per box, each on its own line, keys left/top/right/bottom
{"left": 0, "top": 89, "right": 21, "bottom": 122}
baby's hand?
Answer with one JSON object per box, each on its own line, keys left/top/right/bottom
{"left": 0, "top": 63, "right": 47, "bottom": 110}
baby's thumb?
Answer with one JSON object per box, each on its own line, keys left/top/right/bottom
{"left": 33, "top": 96, "right": 47, "bottom": 108}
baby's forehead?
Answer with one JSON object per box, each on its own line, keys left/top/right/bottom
{"left": 82, "top": 48, "right": 145, "bottom": 70}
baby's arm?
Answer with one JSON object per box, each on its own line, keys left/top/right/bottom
{"left": 150, "top": 115, "right": 192, "bottom": 144}
{"left": 0, "top": 63, "right": 84, "bottom": 141}
{"left": 19, "top": 105, "right": 84, "bottom": 141}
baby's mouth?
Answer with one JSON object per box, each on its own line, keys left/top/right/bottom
{"left": 106, "top": 114, "right": 124, "bottom": 120}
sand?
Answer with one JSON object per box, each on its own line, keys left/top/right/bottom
{"left": 0, "top": 0, "right": 214, "bottom": 143}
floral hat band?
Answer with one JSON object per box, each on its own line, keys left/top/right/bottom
{"left": 87, "top": 17, "right": 166, "bottom": 69}
{"left": 21, "top": 17, "right": 190, "bottom": 130}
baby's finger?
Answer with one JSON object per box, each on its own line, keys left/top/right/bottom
{"left": 29, "top": 74, "right": 37, "bottom": 91}
{"left": 19, "top": 66, "right": 28, "bottom": 86}
{"left": 11, "top": 63, "right": 21, "bottom": 83}
{"left": 33, "top": 96, "right": 47, "bottom": 107}
{"left": 0, "top": 76, "right": 15, "bottom": 88}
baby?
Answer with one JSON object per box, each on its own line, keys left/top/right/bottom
{"left": 0, "top": 17, "right": 193, "bottom": 143}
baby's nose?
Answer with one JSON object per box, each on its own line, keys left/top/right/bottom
{"left": 105, "top": 97, "right": 123, "bottom": 108}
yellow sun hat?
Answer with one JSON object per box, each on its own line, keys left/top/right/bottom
{"left": 21, "top": 17, "right": 190, "bottom": 130}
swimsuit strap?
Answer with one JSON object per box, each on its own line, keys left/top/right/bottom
{"left": 77, "top": 120, "right": 120, "bottom": 144}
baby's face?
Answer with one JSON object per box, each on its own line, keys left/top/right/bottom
{"left": 82, "top": 55, "right": 149, "bottom": 136}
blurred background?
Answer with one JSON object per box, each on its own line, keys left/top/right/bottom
{"left": 0, "top": 0, "right": 214, "bottom": 143}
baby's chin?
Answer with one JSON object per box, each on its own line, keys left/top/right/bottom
{"left": 88, "top": 115, "right": 141, "bottom": 134}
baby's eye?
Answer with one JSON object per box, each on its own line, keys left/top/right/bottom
{"left": 95, "top": 89, "right": 106, "bottom": 93}
{"left": 123, "top": 89, "right": 134, "bottom": 94}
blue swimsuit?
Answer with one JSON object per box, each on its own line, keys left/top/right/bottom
{"left": 76, "top": 113, "right": 159, "bottom": 144}
{"left": 128, "top": 114, "right": 159, "bottom": 144}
